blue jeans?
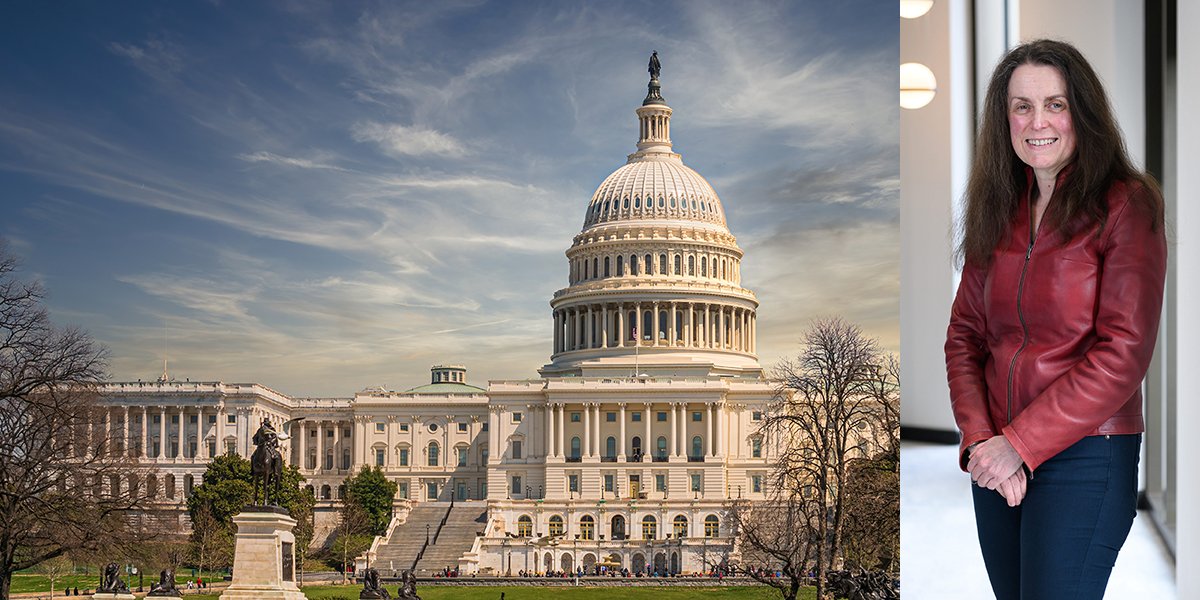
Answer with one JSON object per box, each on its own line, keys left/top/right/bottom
{"left": 971, "top": 434, "right": 1141, "bottom": 600}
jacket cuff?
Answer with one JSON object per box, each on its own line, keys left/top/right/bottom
{"left": 958, "top": 431, "right": 993, "bottom": 472}
{"left": 1001, "top": 424, "right": 1040, "bottom": 472}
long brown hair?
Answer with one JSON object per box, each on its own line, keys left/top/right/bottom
{"left": 958, "top": 39, "right": 1163, "bottom": 267}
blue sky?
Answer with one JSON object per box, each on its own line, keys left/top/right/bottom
{"left": 0, "top": 1, "right": 898, "bottom": 397}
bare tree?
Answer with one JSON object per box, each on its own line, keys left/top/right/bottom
{"left": 333, "top": 498, "right": 372, "bottom": 584}
{"left": 33, "top": 555, "right": 73, "bottom": 598}
{"left": 729, "top": 494, "right": 817, "bottom": 600}
{"left": 747, "top": 317, "right": 895, "bottom": 599}
{"left": 0, "top": 242, "right": 156, "bottom": 599}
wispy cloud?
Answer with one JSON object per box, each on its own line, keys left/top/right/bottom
{"left": 351, "top": 121, "right": 468, "bottom": 158}
{"left": 237, "top": 151, "right": 350, "bottom": 172}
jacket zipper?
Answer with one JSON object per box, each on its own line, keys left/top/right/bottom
{"left": 1006, "top": 240, "right": 1034, "bottom": 424}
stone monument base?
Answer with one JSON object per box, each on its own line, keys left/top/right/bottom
{"left": 219, "top": 507, "right": 306, "bottom": 600}
{"left": 91, "top": 594, "right": 136, "bottom": 600}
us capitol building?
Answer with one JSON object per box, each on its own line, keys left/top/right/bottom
{"left": 99, "top": 57, "right": 779, "bottom": 576}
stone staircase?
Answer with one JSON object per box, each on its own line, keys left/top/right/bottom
{"left": 372, "top": 501, "right": 486, "bottom": 576}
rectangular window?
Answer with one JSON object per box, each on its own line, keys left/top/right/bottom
{"left": 375, "top": 448, "right": 385, "bottom": 466}
{"left": 375, "top": 422, "right": 386, "bottom": 433}
{"left": 171, "top": 415, "right": 179, "bottom": 424}
{"left": 655, "top": 474, "right": 667, "bottom": 491}
{"left": 458, "top": 422, "right": 468, "bottom": 432}
{"left": 752, "top": 438, "right": 762, "bottom": 458}
{"left": 752, "top": 475, "right": 762, "bottom": 493}
{"left": 226, "top": 415, "right": 235, "bottom": 425}
{"left": 692, "top": 412, "right": 703, "bottom": 422}
{"left": 481, "top": 422, "right": 489, "bottom": 431}
{"left": 512, "top": 476, "right": 522, "bottom": 495}
{"left": 571, "top": 412, "right": 581, "bottom": 423}
{"left": 569, "top": 474, "right": 579, "bottom": 493}
{"left": 458, "top": 447, "right": 468, "bottom": 466}
{"left": 606, "top": 412, "right": 616, "bottom": 422}
{"left": 604, "top": 474, "right": 615, "bottom": 493}
{"left": 344, "top": 427, "right": 352, "bottom": 437}
{"left": 208, "top": 415, "right": 216, "bottom": 424}
{"left": 399, "top": 448, "right": 409, "bottom": 466}
{"left": 691, "top": 473, "right": 701, "bottom": 492}
{"left": 326, "top": 430, "right": 334, "bottom": 438}
{"left": 512, "top": 412, "right": 523, "bottom": 423}
{"left": 512, "top": 440, "right": 523, "bottom": 459}
{"left": 632, "top": 412, "right": 642, "bottom": 422}
{"left": 399, "top": 482, "right": 409, "bottom": 499}
{"left": 189, "top": 415, "right": 197, "bottom": 424}
{"left": 656, "top": 412, "right": 667, "bottom": 422}
{"left": 752, "top": 411, "right": 763, "bottom": 421}
{"left": 400, "top": 423, "right": 409, "bottom": 432}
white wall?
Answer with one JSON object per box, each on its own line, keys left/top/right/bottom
{"left": 899, "top": 0, "right": 972, "bottom": 433}
{"left": 1174, "top": 3, "right": 1199, "bottom": 595}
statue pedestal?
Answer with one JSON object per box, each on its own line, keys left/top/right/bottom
{"left": 92, "top": 594, "right": 136, "bottom": 600}
{"left": 219, "top": 507, "right": 306, "bottom": 600}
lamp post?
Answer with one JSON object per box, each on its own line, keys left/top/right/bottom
{"left": 426, "top": 523, "right": 430, "bottom": 544}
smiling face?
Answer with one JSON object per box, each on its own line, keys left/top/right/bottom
{"left": 1008, "top": 63, "right": 1076, "bottom": 184}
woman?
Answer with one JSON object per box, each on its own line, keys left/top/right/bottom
{"left": 945, "top": 39, "right": 1166, "bottom": 599}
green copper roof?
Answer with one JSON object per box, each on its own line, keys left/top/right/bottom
{"left": 403, "top": 382, "right": 486, "bottom": 394}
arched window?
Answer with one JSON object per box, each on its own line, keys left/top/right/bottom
{"left": 580, "top": 515, "right": 595, "bottom": 540}
{"left": 612, "top": 514, "right": 627, "bottom": 540}
{"left": 570, "top": 436, "right": 581, "bottom": 459}
{"left": 644, "top": 254, "right": 652, "bottom": 275}
{"left": 604, "top": 256, "right": 610, "bottom": 277}
{"left": 659, "top": 254, "right": 667, "bottom": 275}
{"left": 656, "top": 436, "right": 667, "bottom": 459}
{"left": 642, "top": 515, "right": 658, "bottom": 539}
{"left": 642, "top": 311, "right": 652, "bottom": 341}
{"left": 628, "top": 311, "right": 637, "bottom": 340}
{"left": 517, "top": 515, "right": 533, "bottom": 537}
{"left": 606, "top": 436, "right": 617, "bottom": 459}
{"left": 674, "top": 254, "right": 681, "bottom": 275}
{"left": 593, "top": 257, "right": 598, "bottom": 279}
{"left": 675, "top": 312, "right": 683, "bottom": 342}
{"left": 623, "top": 197, "right": 630, "bottom": 210}
{"left": 688, "top": 255, "right": 695, "bottom": 276}
{"left": 631, "top": 436, "right": 642, "bottom": 455}
{"left": 701, "top": 256, "right": 707, "bottom": 276}
{"left": 704, "top": 515, "right": 720, "bottom": 538}
{"left": 630, "top": 255, "right": 639, "bottom": 276}
{"left": 549, "top": 515, "right": 564, "bottom": 536}
{"left": 321, "top": 484, "right": 331, "bottom": 500}
{"left": 658, "top": 310, "right": 668, "bottom": 340}
{"left": 634, "top": 197, "right": 641, "bottom": 209}
{"left": 691, "top": 436, "right": 703, "bottom": 458}
{"left": 428, "top": 441, "right": 440, "bottom": 466}
{"left": 673, "top": 515, "right": 689, "bottom": 539}
{"left": 617, "top": 255, "right": 625, "bottom": 276}
{"left": 583, "top": 260, "right": 588, "bottom": 280}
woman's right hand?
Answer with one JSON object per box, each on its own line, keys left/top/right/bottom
{"left": 995, "top": 468, "right": 1027, "bottom": 507}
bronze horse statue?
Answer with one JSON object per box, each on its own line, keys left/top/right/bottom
{"left": 251, "top": 417, "right": 303, "bottom": 505}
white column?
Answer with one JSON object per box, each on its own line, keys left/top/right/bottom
{"left": 594, "top": 403, "right": 602, "bottom": 456}
{"left": 316, "top": 421, "right": 325, "bottom": 471}
{"left": 618, "top": 403, "right": 627, "bottom": 460}
{"left": 556, "top": 404, "right": 565, "bottom": 459}
{"left": 587, "top": 306, "right": 594, "bottom": 349}
{"left": 545, "top": 403, "right": 554, "bottom": 458}
{"left": 686, "top": 303, "right": 694, "bottom": 347}
{"left": 140, "top": 406, "right": 148, "bottom": 458}
{"left": 196, "top": 406, "right": 205, "bottom": 459}
{"left": 158, "top": 406, "right": 167, "bottom": 459}
{"left": 616, "top": 306, "right": 625, "bottom": 348}
{"left": 584, "top": 402, "right": 592, "bottom": 457}
{"left": 553, "top": 311, "right": 561, "bottom": 353}
{"left": 652, "top": 302, "right": 660, "bottom": 347}
{"left": 177, "top": 406, "right": 186, "bottom": 459}
{"left": 634, "top": 302, "right": 642, "bottom": 345}
{"left": 601, "top": 306, "right": 609, "bottom": 348}
{"left": 704, "top": 304, "right": 712, "bottom": 348}
{"left": 668, "top": 402, "right": 677, "bottom": 458}
{"left": 643, "top": 404, "right": 651, "bottom": 458}
{"left": 299, "top": 420, "right": 307, "bottom": 469}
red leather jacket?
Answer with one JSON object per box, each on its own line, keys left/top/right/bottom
{"left": 945, "top": 176, "right": 1166, "bottom": 472}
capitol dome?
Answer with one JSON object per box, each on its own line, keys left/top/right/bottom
{"left": 583, "top": 158, "right": 727, "bottom": 230}
{"left": 543, "top": 55, "right": 761, "bottom": 379}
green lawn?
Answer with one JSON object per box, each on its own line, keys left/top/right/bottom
{"left": 9, "top": 570, "right": 226, "bottom": 594}
{"left": 185, "top": 585, "right": 809, "bottom": 600}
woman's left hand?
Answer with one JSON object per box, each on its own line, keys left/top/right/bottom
{"left": 967, "top": 435, "right": 1024, "bottom": 490}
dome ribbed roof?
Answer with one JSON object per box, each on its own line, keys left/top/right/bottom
{"left": 583, "top": 158, "right": 727, "bottom": 229}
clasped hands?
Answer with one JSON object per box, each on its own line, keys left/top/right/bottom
{"left": 967, "top": 435, "right": 1027, "bottom": 507}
